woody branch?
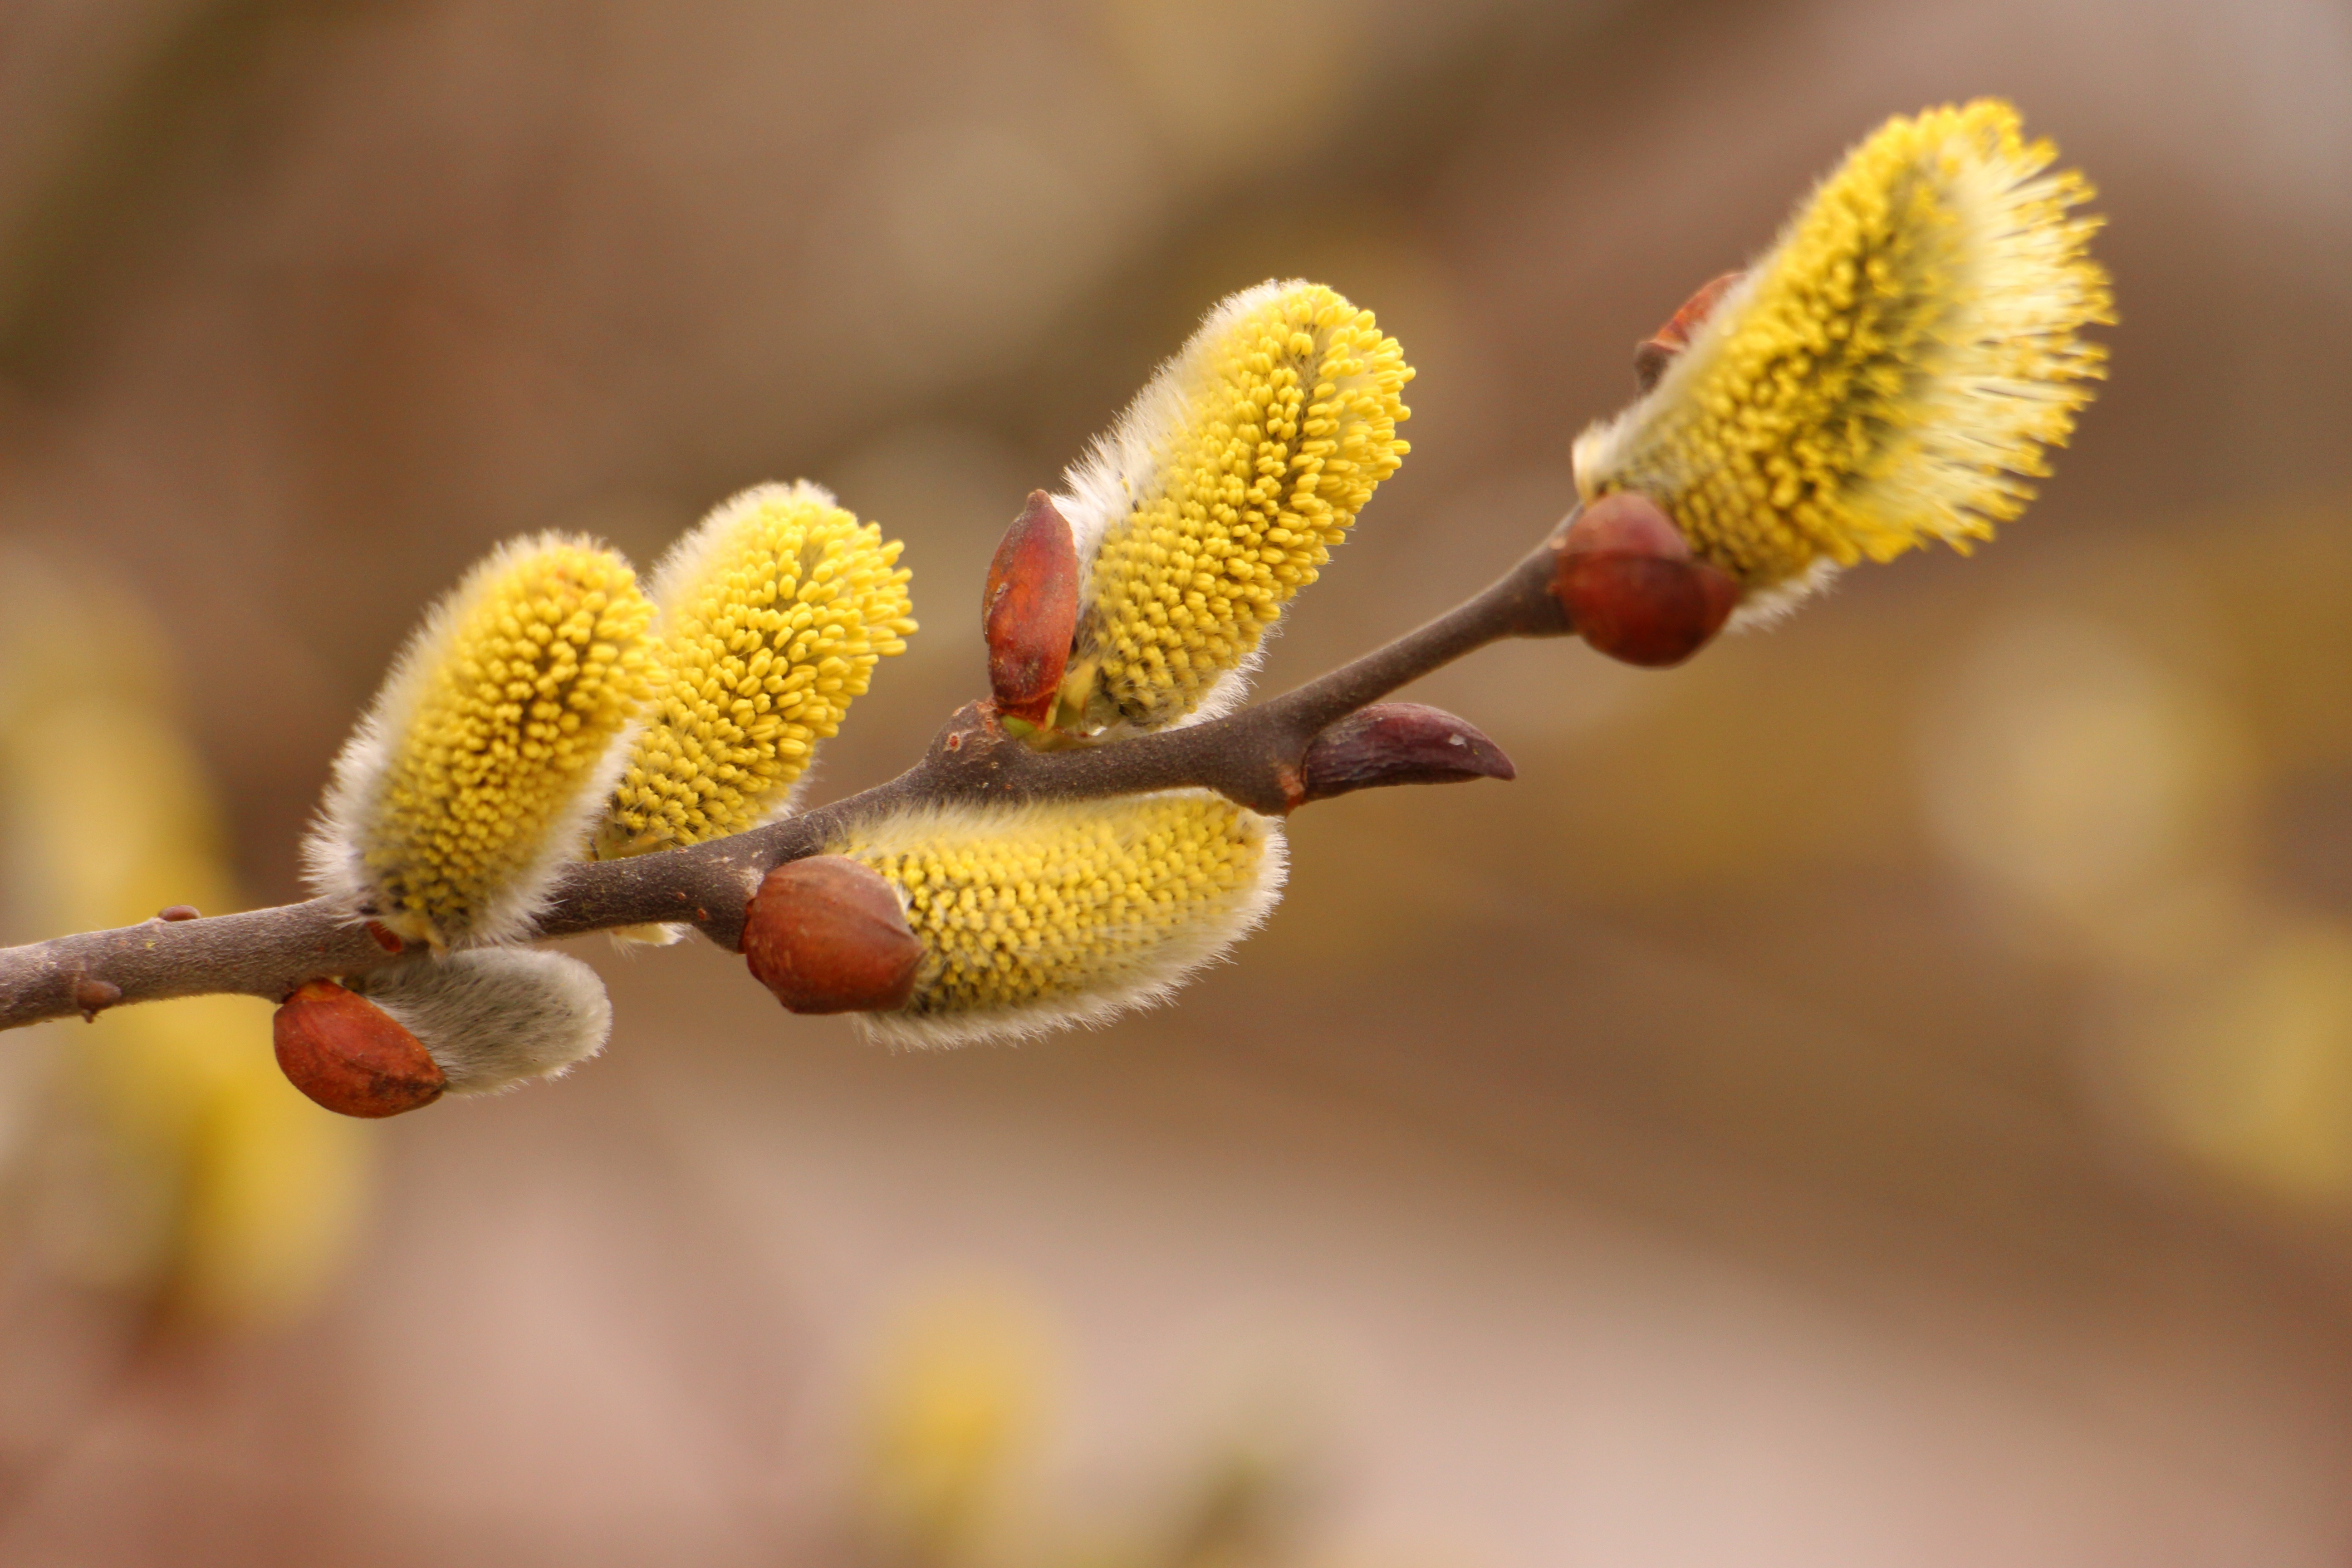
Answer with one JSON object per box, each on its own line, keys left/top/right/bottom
{"left": 0, "top": 515, "right": 1699, "bottom": 1034}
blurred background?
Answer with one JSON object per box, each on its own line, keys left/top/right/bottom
{"left": 0, "top": 0, "right": 2348, "bottom": 1562}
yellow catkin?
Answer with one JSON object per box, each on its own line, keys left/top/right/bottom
{"left": 600, "top": 482, "right": 917, "bottom": 855}
{"left": 837, "top": 792, "right": 1285, "bottom": 1046}
{"left": 1054, "top": 280, "right": 1412, "bottom": 733}
{"left": 308, "top": 534, "right": 654, "bottom": 947}
{"left": 1573, "top": 100, "right": 2112, "bottom": 604}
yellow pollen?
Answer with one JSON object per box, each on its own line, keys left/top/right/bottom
{"left": 601, "top": 482, "right": 917, "bottom": 855}
{"left": 1573, "top": 99, "right": 2112, "bottom": 600}
{"left": 332, "top": 535, "right": 654, "bottom": 946}
{"left": 1055, "top": 281, "right": 1412, "bottom": 732}
{"left": 838, "top": 793, "right": 1282, "bottom": 1045}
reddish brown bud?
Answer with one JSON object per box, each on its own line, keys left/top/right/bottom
{"left": 72, "top": 976, "right": 122, "bottom": 1019}
{"left": 273, "top": 979, "right": 446, "bottom": 1117}
{"left": 1564, "top": 487, "right": 1692, "bottom": 564}
{"left": 1550, "top": 491, "right": 1739, "bottom": 668}
{"left": 983, "top": 490, "right": 1080, "bottom": 726}
{"left": 1296, "top": 704, "right": 1516, "bottom": 807}
{"left": 743, "top": 855, "right": 923, "bottom": 1014}
{"left": 1633, "top": 270, "right": 1743, "bottom": 393}
{"left": 157, "top": 904, "right": 201, "bottom": 922}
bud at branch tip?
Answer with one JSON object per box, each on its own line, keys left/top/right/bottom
{"left": 1295, "top": 704, "right": 1515, "bottom": 807}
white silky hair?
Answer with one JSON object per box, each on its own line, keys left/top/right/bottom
{"left": 606, "top": 921, "right": 690, "bottom": 948}
{"left": 848, "top": 795, "right": 1289, "bottom": 1051}
{"left": 1050, "top": 279, "right": 1308, "bottom": 732}
{"left": 301, "top": 531, "right": 651, "bottom": 946}
{"left": 352, "top": 946, "right": 612, "bottom": 1095}
{"left": 1726, "top": 559, "right": 1842, "bottom": 633}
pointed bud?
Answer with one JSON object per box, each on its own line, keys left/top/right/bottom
{"left": 273, "top": 979, "right": 447, "bottom": 1118}
{"left": 983, "top": 491, "right": 1080, "bottom": 726}
{"left": 745, "top": 855, "right": 924, "bottom": 1014}
{"left": 1549, "top": 491, "right": 1738, "bottom": 668}
{"left": 72, "top": 976, "right": 122, "bottom": 1019}
{"left": 1295, "top": 704, "right": 1515, "bottom": 806}
{"left": 1633, "top": 271, "right": 1743, "bottom": 393}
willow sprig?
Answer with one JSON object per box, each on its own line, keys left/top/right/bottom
{"left": 0, "top": 102, "right": 2108, "bottom": 1114}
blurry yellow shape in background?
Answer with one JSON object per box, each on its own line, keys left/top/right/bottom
{"left": 1917, "top": 609, "right": 2251, "bottom": 965}
{"left": 1919, "top": 592, "right": 2352, "bottom": 1210}
{"left": 0, "top": 549, "right": 366, "bottom": 1328}
{"left": 858, "top": 1281, "right": 1057, "bottom": 1568}
{"left": 849, "top": 1279, "right": 1338, "bottom": 1568}
{"left": 2124, "top": 922, "right": 2352, "bottom": 1208}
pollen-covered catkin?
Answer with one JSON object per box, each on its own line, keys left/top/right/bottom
{"left": 1573, "top": 99, "right": 2111, "bottom": 616}
{"left": 600, "top": 482, "right": 916, "bottom": 856}
{"left": 833, "top": 792, "right": 1286, "bottom": 1047}
{"left": 1052, "top": 281, "right": 1411, "bottom": 734}
{"left": 348, "top": 947, "right": 612, "bottom": 1095}
{"left": 304, "top": 535, "right": 654, "bottom": 948}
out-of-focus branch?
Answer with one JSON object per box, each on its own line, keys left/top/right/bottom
{"left": 0, "top": 526, "right": 1576, "bottom": 1031}
{"left": 0, "top": 0, "right": 352, "bottom": 381}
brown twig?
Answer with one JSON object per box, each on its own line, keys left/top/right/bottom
{"left": 0, "top": 530, "right": 1574, "bottom": 1032}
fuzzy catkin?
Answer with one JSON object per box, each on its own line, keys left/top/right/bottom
{"left": 833, "top": 792, "right": 1286, "bottom": 1047}
{"left": 351, "top": 947, "right": 612, "bottom": 1095}
{"left": 1052, "top": 281, "right": 1411, "bottom": 734}
{"left": 1573, "top": 100, "right": 2111, "bottom": 614}
{"left": 600, "top": 482, "right": 916, "bottom": 856}
{"left": 305, "top": 535, "right": 654, "bottom": 947}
